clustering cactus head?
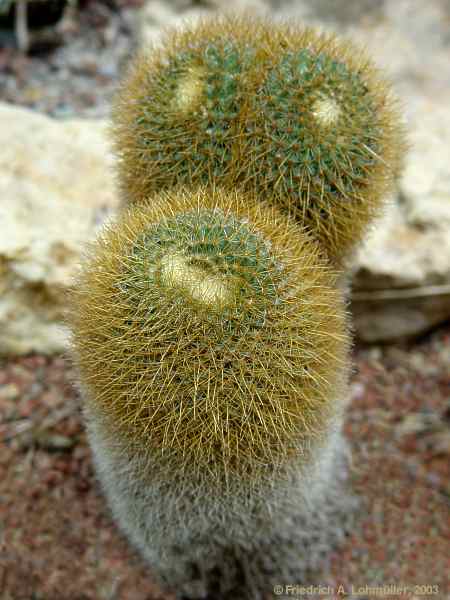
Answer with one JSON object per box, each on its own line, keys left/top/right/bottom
{"left": 112, "top": 15, "right": 405, "bottom": 264}
{"left": 112, "top": 18, "right": 256, "bottom": 206}
{"left": 242, "top": 25, "right": 406, "bottom": 262}
{"left": 69, "top": 187, "right": 349, "bottom": 486}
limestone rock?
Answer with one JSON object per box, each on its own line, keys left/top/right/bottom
{"left": 0, "top": 103, "right": 118, "bottom": 355}
{"left": 138, "top": 0, "right": 270, "bottom": 48}
{"left": 350, "top": 100, "right": 450, "bottom": 342}
{"left": 138, "top": 0, "right": 207, "bottom": 49}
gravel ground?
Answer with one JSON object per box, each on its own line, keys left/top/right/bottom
{"left": 1, "top": 325, "right": 449, "bottom": 599}
{"left": 0, "top": 0, "right": 141, "bottom": 118}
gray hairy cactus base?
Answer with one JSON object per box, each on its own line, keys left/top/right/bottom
{"left": 86, "top": 409, "right": 357, "bottom": 600}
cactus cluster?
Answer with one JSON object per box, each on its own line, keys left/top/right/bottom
{"left": 68, "top": 13, "right": 406, "bottom": 600}
{"left": 112, "top": 16, "right": 405, "bottom": 263}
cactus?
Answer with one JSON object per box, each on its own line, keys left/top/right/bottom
{"left": 69, "top": 186, "right": 356, "bottom": 599}
{"left": 242, "top": 28, "right": 406, "bottom": 262}
{"left": 112, "top": 15, "right": 405, "bottom": 264}
{"left": 111, "top": 18, "right": 255, "bottom": 205}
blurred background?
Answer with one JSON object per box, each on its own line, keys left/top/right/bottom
{"left": 0, "top": 1, "right": 449, "bottom": 598}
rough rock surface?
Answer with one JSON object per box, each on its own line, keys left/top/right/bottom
{"left": 138, "top": 0, "right": 271, "bottom": 48}
{"left": 0, "top": 103, "right": 118, "bottom": 355}
{"left": 138, "top": 0, "right": 207, "bottom": 48}
{"left": 333, "top": 0, "right": 450, "bottom": 341}
{"left": 351, "top": 101, "right": 450, "bottom": 342}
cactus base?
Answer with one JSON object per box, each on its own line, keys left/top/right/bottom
{"left": 86, "top": 412, "right": 358, "bottom": 600}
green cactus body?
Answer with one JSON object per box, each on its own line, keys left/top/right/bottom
{"left": 113, "top": 23, "right": 256, "bottom": 206}
{"left": 241, "top": 31, "right": 405, "bottom": 261}
{"left": 139, "top": 41, "right": 242, "bottom": 178}
{"left": 69, "top": 187, "right": 356, "bottom": 597}
{"left": 113, "top": 16, "right": 405, "bottom": 264}
{"left": 70, "top": 187, "right": 349, "bottom": 482}
{"left": 243, "top": 49, "right": 380, "bottom": 248}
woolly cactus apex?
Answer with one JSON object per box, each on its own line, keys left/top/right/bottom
{"left": 68, "top": 187, "right": 356, "bottom": 599}
{"left": 112, "top": 15, "right": 405, "bottom": 264}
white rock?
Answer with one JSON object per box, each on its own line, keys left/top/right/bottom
{"left": 351, "top": 99, "right": 450, "bottom": 342}
{"left": 0, "top": 103, "right": 118, "bottom": 355}
{"left": 138, "top": 0, "right": 271, "bottom": 48}
{"left": 138, "top": 1, "right": 208, "bottom": 49}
